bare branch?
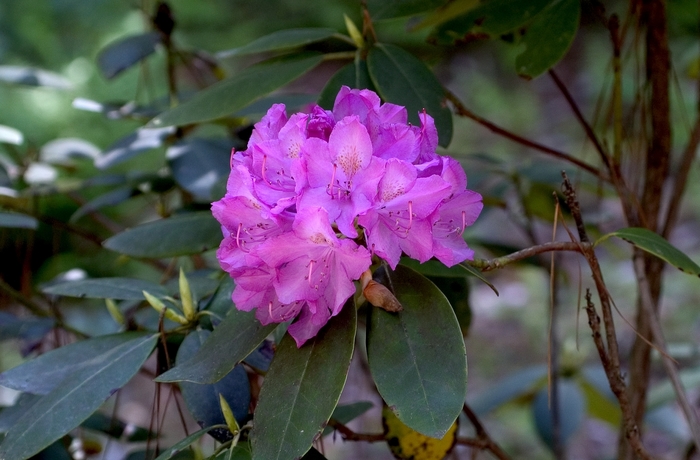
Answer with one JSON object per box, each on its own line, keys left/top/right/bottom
{"left": 466, "top": 241, "right": 585, "bottom": 272}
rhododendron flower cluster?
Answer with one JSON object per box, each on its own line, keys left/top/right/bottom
{"left": 212, "top": 86, "right": 483, "bottom": 346}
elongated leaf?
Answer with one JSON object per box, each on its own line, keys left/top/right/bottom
{"left": 367, "top": 266, "right": 466, "bottom": 438}
{"left": 0, "top": 66, "right": 72, "bottom": 89}
{"left": 0, "top": 394, "right": 42, "bottom": 433}
{"left": 598, "top": 227, "right": 700, "bottom": 276}
{"left": 166, "top": 138, "right": 233, "bottom": 202}
{"left": 531, "top": 379, "right": 585, "bottom": 450}
{"left": 322, "top": 401, "right": 373, "bottom": 436}
{"left": 0, "top": 212, "right": 38, "bottom": 230}
{"left": 95, "top": 127, "right": 175, "bottom": 169}
{"left": 251, "top": 301, "right": 356, "bottom": 460}
{"left": 153, "top": 425, "right": 227, "bottom": 460}
{"left": 367, "top": 43, "right": 452, "bottom": 147}
{"left": 149, "top": 54, "right": 323, "bottom": 128}
{"left": 235, "top": 93, "right": 315, "bottom": 117}
{"left": 0, "top": 125, "right": 23, "bottom": 145}
{"left": 0, "top": 333, "right": 157, "bottom": 460}
{"left": 317, "top": 58, "right": 374, "bottom": 110}
{"left": 103, "top": 212, "right": 222, "bottom": 258}
{"left": 81, "top": 412, "right": 154, "bottom": 442}
{"left": 467, "top": 365, "right": 547, "bottom": 415}
{"left": 98, "top": 32, "right": 162, "bottom": 79}
{"left": 367, "top": 0, "right": 447, "bottom": 20}
{"left": 0, "top": 332, "right": 153, "bottom": 395}
{"left": 42, "top": 277, "right": 166, "bottom": 300}
{"left": 157, "top": 308, "right": 276, "bottom": 384}
{"left": 648, "top": 366, "right": 700, "bottom": 410}
{"left": 515, "top": 0, "right": 581, "bottom": 78}
{"left": 70, "top": 186, "right": 135, "bottom": 222}
{"left": 217, "top": 28, "right": 336, "bottom": 58}
{"left": 0, "top": 313, "right": 54, "bottom": 342}
{"left": 177, "top": 330, "right": 251, "bottom": 442}
{"left": 41, "top": 138, "right": 100, "bottom": 165}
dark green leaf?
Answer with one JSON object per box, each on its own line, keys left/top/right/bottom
{"left": 42, "top": 277, "right": 166, "bottom": 300}
{"left": 0, "top": 313, "right": 54, "bottom": 342}
{"left": 317, "top": 58, "right": 374, "bottom": 110}
{"left": 599, "top": 227, "right": 700, "bottom": 276}
{"left": 251, "top": 301, "right": 356, "bottom": 460}
{"left": 242, "top": 340, "right": 274, "bottom": 372}
{"left": 217, "top": 28, "right": 336, "bottom": 58}
{"left": 323, "top": 401, "right": 374, "bottom": 435}
{"left": 149, "top": 54, "right": 323, "bottom": 128}
{"left": 209, "top": 442, "right": 253, "bottom": 460}
{"left": 0, "top": 212, "right": 38, "bottom": 230}
{"left": 0, "top": 333, "right": 157, "bottom": 460}
{"left": 157, "top": 308, "right": 276, "bottom": 384}
{"left": 103, "top": 212, "right": 223, "bottom": 258}
{"left": 32, "top": 440, "right": 72, "bottom": 460}
{"left": 167, "top": 138, "right": 233, "bottom": 202}
{"left": 0, "top": 332, "right": 154, "bottom": 395}
{"left": 177, "top": 330, "right": 251, "bottom": 442}
{"left": 531, "top": 379, "right": 585, "bottom": 450}
{"left": 515, "top": 0, "right": 581, "bottom": 78}
{"left": 69, "top": 186, "right": 135, "bottom": 223}
{"left": 152, "top": 425, "right": 227, "bottom": 460}
{"left": 81, "top": 412, "right": 154, "bottom": 442}
{"left": 366, "top": 265, "right": 466, "bottom": 438}
{"left": 0, "top": 394, "right": 41, "bottom": 433}
{"left": 367, "top": 0, "right": 448, "bottom": 20}
{"left": 95, "top": 127, "right": 175, "bottom": 170}
{"left": 97, "top": 32, "right": 162, "bottom": 79}
{"left": 235, "top": 93, "right": 316, "bottom": 117}
{"left": 459, "top": 262, "right": 499, "bottom": 295}
{"left": 428, "top": 0, "right": 551, "bottom": 45}
{"left": 0, "top": 66, "right": 72, "bottom": 89}
{"left": 468, "top": 365, "right": 547, "bottom": 415}
{"left": 428, "top": 275, "right": 471, "bottom": 336}
{"left": 367, "top": 43, "right": 453, "bottom": 147}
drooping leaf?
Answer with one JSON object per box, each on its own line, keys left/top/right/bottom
{"left": 97, "top": 32, "right": 162, "bottom": 79}
{"left": 157, "top": 308, "right": 276, "bottom": 384}
{"left": 467, "top": 365, "right": 547, "bottom": 415}
{"left": 217, "top": 28, "right": 337, "bottom": 58}
{"left": 598, "top": 227, "right": 700, "bottom": 277}
{"left": 42, "top": 277, "right": 166, "bottom": 300}
{"left": 317, "top": 58, "right": 375, "bottom": 110}
{"left": 414, "top": 0, "right": 480, "bottom": 30}
{"left": 177, "top": 330, "right": 251, "bottom": 442}
{"left": 0, "top": 333, "right": 157, "bottom": 460}
{"left": 366, "top": 0, "right": 448, "bottom": 20}
{"left": 0, "top": 66, "right": 72, "bottom": 89}
{"left": 148, "top": 53, "right": 323, "bottom": 128}
{"left": 0, "top": 313, "right": 54, "bottom": 342}
{"left": 0, "top": 332, "right": 154, "bottom": 395}
{"left": 251, "top": 301, "right": 356, "bottom": 460}
{"left": 234, "top": 93, "right": 316, "bottom": 117}
{"left": 428, "top": 275, "right": 472, "bottom": 336}
{"left": 383, "top": 405, "right": 458, "bottom": 460}
{"left": 647, "top": 366, "right": 700, "bottom": 410}
{"left": 166, "top": 138, "right": 233, "bottom": 202}
{"left": 151, "top": 425, "right": 228, "bottom": 460}
{"left": 94, "top": 126, "right": 175, "bottom": 170}
{"left": 428, "top": 0, "right": 552, "bottom": 45}
{"left": 577, "top": 374, "right": 620, "bottom": 426}
{"left": 103, "top": 211, "right": 223, "bottom": 258}
{"left": 0, "top": 125, "right": 24, "bottom": 145}
{"left": 0, "top": 212, "right": 38, "bottom": 230}
{"left": 0, "top": 394, "right": 42, "bottom": 433}
{"left": 208, "top": 442, "right": 253, "bottom": 460}
{"left": 81, "top": 412, "right": 154, "bottom": 442}
{"left": 69, "top": 186, "right": 136, "bottom": 223}
{"left": 531, "top": 379, "right": 586, "bottom": 450}
{"left": 367, "top": 43, "right": 453, "bottom": 147}
{"left": 515, "top": 0, "right": 581, "bottom": 78}
{"left": 40, "top": 138, "right": 100, "bottom": 165}
{"left": 366, "top": 265, "right": 466, "bottom": 438}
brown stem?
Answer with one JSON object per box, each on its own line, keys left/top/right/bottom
{"left": 444, "top": 89, "right": 607, "bottom": 181}
{"left": 326, "top": 419, "right": 385, "bottom": 443}
{"left": 562, "top": 173, "right": 653, "bottom": 460}
{"left": 462, "top": 404, "right": 511, "bottom": 460}
{"left": 466, "top": 241, "right": 585, "bottom": 272}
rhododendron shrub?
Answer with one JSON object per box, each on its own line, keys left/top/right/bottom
{"left": 212, "top": 86, "right": 483, "bottom": 346}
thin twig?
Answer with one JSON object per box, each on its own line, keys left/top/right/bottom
{"left": 326, "top": 420, "right": 385, "bottom": 443}
{"left": 462, "top": 404, "right": 511, "bottom": 460}
{"left": 466, "top": 241, "right": 585, "bottom": 272}
{"left": 561, "top": 172, "right": 653, "bottom": 460}
{"left": 444, "top": 88, "right": 607, "bottom": 181}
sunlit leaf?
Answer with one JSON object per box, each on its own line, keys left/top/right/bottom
{"left": 367, "top": 265, "right": 466, "bottom": 438}
{"left": 40, "top": 138, "right": 100, "bottom": 165}
{"left": 97, "top": 32, "right": 162, "bottom": 79}
{"left": 166, "top": 138, "right": 233, "bottom": 202}
{"left": 367, "top": 43, "right": 453, "bottom": 147}
{"left": 148, "top": 53, "right": 323, "bottom": 128}
{"left": 0, "top": 212, "right": 38, "bottom": 230}
{"left": 157, "top": 308, "right": 276, "bottom": 384}
{"left": 251, "top": 301, "right": 356, "bottom": 460}
{"left": 103, "top": 212, "right": 223, "bottom": 258}
{"left": 217, "top": 28, "right": 336, "bottom": 58}
{"left": 42, "top": 277, "right": 166, "bottom": 300}
{"left": 0, "top": 125, "right": 24, "bottom": 145}
{"left": 598, "top": 227, "right": 700, "bottom": 276}
{"left": 0, "top": 333, "right": 157, "bottom": 460}
{"left": 515, "top": 0, "right": 581, "bottom": 78}
{"left": 95, "top": 127, "right": 175, "bottom": 170}
{"left": 0, "top": 66, "right": 72, "bottom": 89}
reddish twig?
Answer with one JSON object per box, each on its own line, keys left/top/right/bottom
{"left": 462, "top": 404, "right": 511, "bottom": 460}
{"left": 326, "top": 419, "right": 385, "bottom": 443}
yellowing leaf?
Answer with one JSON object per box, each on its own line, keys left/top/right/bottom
{"left": 382, "top": 405, "right": 457, "bottom": 460}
